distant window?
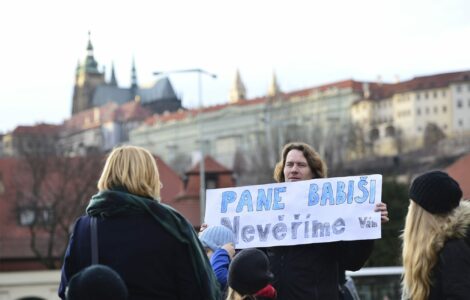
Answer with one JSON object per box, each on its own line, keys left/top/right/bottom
{"left": 385, "top": 126, "right": 395, "bottom": 137}
{"left": 424, "top": 92, "right": 429, "bottom": 99}
{"left": 19, "top": 208, "right": 35, "bottom": 226}
{"left": 425, "top": 107, "right": 429, "bottom": 114}
{"left": 443, "top": 106, "right": 447, "bottom": 113}
{"left": 370, "top": 128, "right": 380, "bottom": 141}
{"left": 416, "top": 93, "right": 420, "bottom": 100}
{"left": 442, "top": 90, "right": 446, "bottom": 97}
{"left": 457, "top": 100, "right": 463, "bottom": 108}
{"left": 456, "top": 85, "right": 462, "bottom": 93}
{"left": 434, "top": 106, "right": 438, "bottom": 113}
{"left": 18, "top": 206, "right": 54, "bottom": 227}
{"left": 417, "top": 126, "right": 422, "bottom": 132}
{"left": 468, "top": 99, "right": 470, "bottom": 107}
{"left": 206, "top": 179, "right": 217, "bottom": 189}
{"left": 417, "top": 108, "right": 421, "bottom": 115}
{"left": 444, "top": 124, "right": 448, "bottom": 129}
{"left": 459, "top": 119, "right": 463, "bottom": 127}
{"left": 433, "top": 91, "right": 437, "bottom": 98}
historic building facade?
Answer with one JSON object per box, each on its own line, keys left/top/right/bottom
{"left": 130, "top": 70, "right": 470, "bottom": 173}
{"left": 130, "top": 71, "right": 367, "bottom": 179}
{"left": 71, "top": 32, "right": 182, "bottom": 116}
{"left": 350, "top": 71, "right": 470, "bottom": 157}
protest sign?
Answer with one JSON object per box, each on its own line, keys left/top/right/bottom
{"left": 205, "top": 174, "right": 382, "bottom": 248}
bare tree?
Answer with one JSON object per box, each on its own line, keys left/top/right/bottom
{"left": 14, "top": 146, "right": 102, "bottom": 269}
{"left": 345, "top": 123, "right": 366, "bottom": 160}
{"left": 424, "top": 122, "right": 446, "bottom": 151}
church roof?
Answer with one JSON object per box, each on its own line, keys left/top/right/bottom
{"left": 139, "top": 77, "right": 177, "bottom": 103}
{"left": 91, "top": 77, "right": 178, "bottom": 107}
{"left": 92, "top": 86, "right": 132, "bottom": 106}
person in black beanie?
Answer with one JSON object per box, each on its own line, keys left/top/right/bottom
{"left": 226, "top": 248, "right": 275, "bottom": 300}
{"left": 66, "top": 264, "right": 128, "bottom": 300}
{"left": 402, "top": 170, "right": 470, "bottom": 300}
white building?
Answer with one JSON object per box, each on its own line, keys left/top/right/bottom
{"left": 130, "top": 71, "right": 369, "bottom": 175}
{"left": 351, "top": 71, "right": 470, "bottom": 157}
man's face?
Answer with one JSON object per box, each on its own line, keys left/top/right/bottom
{"left": 283, "top": 149, "right": 314, "bottom": 182}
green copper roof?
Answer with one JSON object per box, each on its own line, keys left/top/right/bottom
{"left": 83, "top": 31, "right": 100, "bottom": 74}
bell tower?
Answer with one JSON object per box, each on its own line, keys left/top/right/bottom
{"left": 71, "top": 31, "right": 106, "bottom": 115}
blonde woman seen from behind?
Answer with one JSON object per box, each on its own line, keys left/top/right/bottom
{"left": 401, "top": 171, "right": 470, "bottom": 300}
{"left": 59, "top": 145, "right": 221, "bottom": 300}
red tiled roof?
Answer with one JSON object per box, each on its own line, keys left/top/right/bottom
{"left": 155, "top": 156, "right": 184, "bottom": 202}
{"left": 12, "top": 123, "right": 62, "bottom": 135}
{"left": 64, "top": 102, "right": 118, "bottom": 131}
{"left": 187, "top": 156, "right": 233, "bottom": 174}
{"left": 64, "top": 101, "right": 151, "bottom": 133}
{"left": 285, "top": 79, "right": 365, "bottom": 99}
{"left": 353, "top": 70, "right": 470, "bottom": 105}
{"left": 144, "top": 79, "right": 371, "bottom": 126}
{"left": 446, "top": 153, "right": 470, "bottom": 200}
{"left": 173, "top": 155, "right": 235, "bottom": 226}
{"left": 115, "top": 101, "right": 152, "bottom": 122}
{"left": 395, "top": 70, "right": 470, "bottom": 92}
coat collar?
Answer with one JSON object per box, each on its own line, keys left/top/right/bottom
{"left": 433, "top": 201, "right": 470, "bottom": 254}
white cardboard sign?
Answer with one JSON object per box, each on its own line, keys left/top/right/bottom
{"left": 205, "top": 174, "right": 382, "bottom": 248}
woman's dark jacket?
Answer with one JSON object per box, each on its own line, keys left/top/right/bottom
{"left": 427, "top": 202, "right": 470, "bottom": 300}
{"left": 58, "top": 189, "right": 220, "bottom": 300}
{"left": 267, "top": 239, "right": 373, "bottom": 300}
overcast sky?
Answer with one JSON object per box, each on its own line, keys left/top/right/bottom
{"left": 1, "top": 0, "right": 469, "bottom": 133}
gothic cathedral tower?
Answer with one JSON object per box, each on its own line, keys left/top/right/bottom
{"left": 71, "top": 32, "right": 106, "bottom": 115}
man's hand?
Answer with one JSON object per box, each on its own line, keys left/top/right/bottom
{"left": 375, "top": 202, "right": 389, "bottom": 223}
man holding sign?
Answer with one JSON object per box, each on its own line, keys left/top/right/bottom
{"left": 205, "top": 142, "right": 388, "bottom": 300}
{"left": 270, "top": 142, "right": 387, "bottom": 300}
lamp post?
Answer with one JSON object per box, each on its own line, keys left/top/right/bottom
{"left": 153, "top": 69, "right": 217, "bottom": 225}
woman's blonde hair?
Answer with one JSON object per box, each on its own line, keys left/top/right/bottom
{"left": 401, "top": 201, "right": 448, "bottom": 300}
{"left": 97, "top": 145, "right": 161, "bottom": 200}
{"left": 273, "top": 142, "right": 327, "bottom": 182}
{"left": 225, "top": 287, "right": 255, "bottom": 300}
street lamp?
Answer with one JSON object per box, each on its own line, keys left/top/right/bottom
{"left": 153, "top": 69, "right": 217, "bottom": 225}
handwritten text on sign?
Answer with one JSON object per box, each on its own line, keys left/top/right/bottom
{"left": 205, "top": 175, "right": 382, "bottom": 248}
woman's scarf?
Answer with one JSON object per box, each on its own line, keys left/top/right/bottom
{"left": 86, "top": 188, "right": 221, "bottom": 300}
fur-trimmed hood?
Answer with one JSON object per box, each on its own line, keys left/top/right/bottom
{"left": 432, "top": 201, "right": 470, "bottom": 256}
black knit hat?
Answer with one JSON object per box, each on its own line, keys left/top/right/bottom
{"left": 409, "top": 171, "right": 462, "bottom": 214}
{"left": 66, "top": 264, "right": 128, "bottom": 300}
{"left": 228, "top": 248, "right": 274, "bottom": 296}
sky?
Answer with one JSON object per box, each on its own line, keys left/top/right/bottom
{"left": 1, "top": 0, "right": 470, "bottom": 133}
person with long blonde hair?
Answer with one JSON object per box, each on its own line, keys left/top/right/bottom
{"left": 401, "top": 170, "right": 470, "bottom": 300}
{"left": 59, "top": 145, "right": 221, "bottom": 300}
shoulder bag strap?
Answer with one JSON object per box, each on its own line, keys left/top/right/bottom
{"left": 90, "top": 217, "right": 99, "bottom": 264}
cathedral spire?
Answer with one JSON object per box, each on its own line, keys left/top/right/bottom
{"left": 229, "top": 69, "right": 246, "bottom": 104}
{"left": 109, "top": 61, "right": 118, "bottom": 86}
{"left": 72, "top": 32, "right": 106, "bottom": 115}
{"left": 267, "top": 70, "right": 281, "bottom": 97}
{"left": 84, "top": 31, "right": 99, "bottom": 74}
